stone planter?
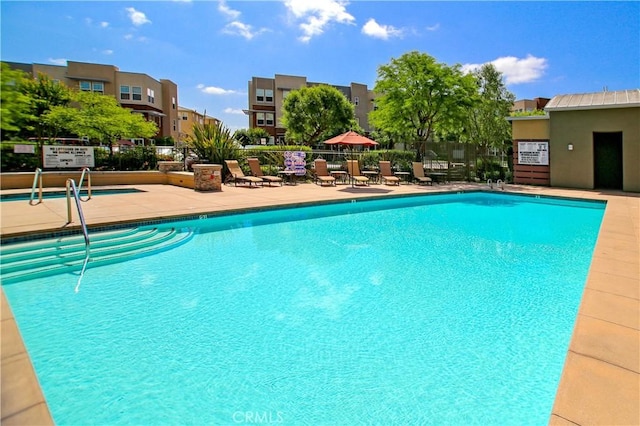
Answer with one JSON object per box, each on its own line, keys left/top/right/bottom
{"left": 192, "top": 164, "right": 222, "bottom": 192}
{"left": 158, "top": 161, "right": 184, "bottom": 173}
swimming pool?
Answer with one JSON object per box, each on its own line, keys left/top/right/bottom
{"left": 0, "top": 187, "right": 145, "bottom": 202}
{"left": 1, "top": 192, "right": 606, "bottom": 425}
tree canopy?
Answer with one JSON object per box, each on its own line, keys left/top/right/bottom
{"left": 281, "top": 84, "right": 358, "bottom": 146}
{"left": 0, "top": 63, "right": 33, "bottom": 134}
{"left": 233, "top": 127, "right": 271, "bottom": 146}
{"left": 44, "top": 90, "right": 158, "bottom": 150}
{"left": 369, "top": 51, "right": 477, "bottom": 159}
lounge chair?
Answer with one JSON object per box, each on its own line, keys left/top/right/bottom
{"left": 412, "top": 162, "right": 433, "bottom": 186}
{"left": 247, "top": 158, "right": 283, "bottom": 186}
{"left": 378, "top": 161, "right": 401, "bottom": 186}
{"left": 224, "top": 160, "right": 264, "bottom": 187}
{"left": 346, "top": 160, "right": 369, "bottom": 187}
{"left": 313, "top": 159, "right": 336, "bottom": 186}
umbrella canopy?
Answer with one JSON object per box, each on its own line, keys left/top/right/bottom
{"left": 323, "top": 131, "right": 379, "bottom": 147}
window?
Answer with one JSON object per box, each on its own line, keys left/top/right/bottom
{"left": 282, "top": 90, "right": 290, "bottom": 99}
{"left": 181, "top": 113, "right": 188, "bottom": 120}
{"left": 147, "top": 88, "right": 155, "bottom": 103}
{"left": 256, "top": 88, "right": 265, "bottom": 102}
{"left": 265, "top": 89, "right": 273, "bottom": 102}
{"left": 79, "top": 81, "right": 91, "bottom": 91}
{"left": 354, "top": 96, "right": 359, "bottom": 106}
{"left": 92, "top": 82, "right": 104, "bottom": 94}
{"left": 120, "top": 85, "right": 130, "bottom": 100}
{"left": 132, "top": 86, "right": 142, "bottom": 101}
{"left": 265, "top": 113, "right": 274, "bottom": 126}
{"left": 256, "top": 112, "right": 265, "bottom": 125}
{"left": 173, "top": 119, "right": 177, "bottom": 131}
{"left": 172, "top": 97, "right": 176, "bottom": 109}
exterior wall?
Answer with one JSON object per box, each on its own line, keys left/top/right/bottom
{"left": 549, "top": 108, "right": 640, "bottom": 192}
{"left": 177, "top": 107, "right": 219, "bottom": 144}
{"left": 160, "top": 79, "right": 179, "bottom": 141}
{"left": 509, "top": 116, "right": 551, "bottom": 186}
{"left": 0, "top": 171, "right": 191, "bottom": 190}
{"left": 351, "top": 82, "right": 371, "bottom": 132}
{"left": 66, "top": 61, "right": 118, "bottom": 96}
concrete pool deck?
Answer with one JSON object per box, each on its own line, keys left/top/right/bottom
{"left": 1, "top": 182, "right": 638, "bottom": 425}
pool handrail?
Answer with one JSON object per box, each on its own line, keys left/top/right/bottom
{"left": 66, "top": 178, "right": 91, "bottom": 292}
{"left": 77, "top": 167, "right": 92, "bottom": 201}
{"left": 29, "top": 168, "right": 43, "bottom": 205}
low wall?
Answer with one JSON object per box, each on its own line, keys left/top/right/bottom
{"left": 1, "top": 170, "right": 195, "bottom": 190}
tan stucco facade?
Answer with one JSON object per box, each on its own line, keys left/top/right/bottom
{"left": 511, "top": 116, "right": 550, "bottom": 140}
{"left": 549, "top": 108, "right": 640, "bottom": 192}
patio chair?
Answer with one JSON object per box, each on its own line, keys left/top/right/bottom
{"left": 313, "top": 159, "right": 336, "bottom": 186}
{"left": 247, "top": 158, "right": 283, "bottom": 186}
{"left": 412, "top": 162, "right": 433, "bottom": 186}
{"left": 224, "top": 160, "right": 264, "bottom": 187}
{"left": 346, "top": 160, "right": 370, "bottom": 187}
{"left": 378, "top": 161, "right": 401, "bottom": 186}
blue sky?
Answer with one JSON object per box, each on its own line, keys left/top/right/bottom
{"left": 2, "top": 1, "right": 638, "bottom": 131}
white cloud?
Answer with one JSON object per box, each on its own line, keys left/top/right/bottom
{"left": 222, "top": 21, "right": 268, "bottom": 40}
{"left": 218, "top": 0, "right": 241, "bottom": 20}
{"left": 100, "top": 21, "right": 109, "bottom": 28}
{"left": 197, "top": 84, "right": 238, "bottom": 95}
{"left": 426, "top": 23, "right": 440, "bottom": 31}
{"left": 48, "top": 58, "right": 67, "bottom": 66}
{"left": 124, "top": 34, "right": 133, "bottom": 40}
{"left": 224, "top": 107, "right": 245, "bottom": 115}
{"left": 102, "top": 49, "right": 114, "bottom": 55}
{"left": 126, "top": 7, "right": 151, "bottom": 26}
{"left": 462, "top": 54, "right": 548, "bottom": 85}
{"left": 284, "top": 0, "right": 355, "bottom": 43}
{"left": 361, "top": 18, "right": 402, "bottom": 40}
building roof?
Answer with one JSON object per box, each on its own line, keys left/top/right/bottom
{"left": 545, "top": 89, "right": 640, "bottom": 111}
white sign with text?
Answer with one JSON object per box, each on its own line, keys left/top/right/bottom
{"left": 518, "top": 142, "right": 549, "bottom": 165}
{"left": 43, "top": 146, "right": 95, "bottom": 168}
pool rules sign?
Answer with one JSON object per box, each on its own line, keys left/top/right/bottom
{"left": 43, "top": 146, "right": 95, "bottom": 168}
{"left": 518, "top": 141, "right": 549, "bottom": 166}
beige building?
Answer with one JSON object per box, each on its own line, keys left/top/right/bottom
{"left": 7, "top": 60, "right": 179, "bottom": 142}
{"left": 246, "top": 74, "right": 375, "bottom": 144}
{"left": 511, "top": 97, "right": 550, "bottom": 113}
{"left": 177, "top": 107, "right": 220, "bottom": 146}
{"left": 508, "top": 89, "right": 640, "bottom": 192}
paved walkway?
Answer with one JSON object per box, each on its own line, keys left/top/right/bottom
{"left": 1, "top": 182, "right": 638, "bottom": 425}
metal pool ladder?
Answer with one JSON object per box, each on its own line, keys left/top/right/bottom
{"left": 66, "top": 178, "right": 91, "bottom": 293}
{"left": 29, "top": 168, "right": 43, "bottom": 205}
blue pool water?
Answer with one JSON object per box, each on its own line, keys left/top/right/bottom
{"left": 2, "top": 192, "right": 605, "bottom": 425}
{"left": 0, "top": 187, "right": 144, "bottom": 202}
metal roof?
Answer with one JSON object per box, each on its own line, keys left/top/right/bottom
{"left": 545, "top": 89, "right": 640, "bottom": 111}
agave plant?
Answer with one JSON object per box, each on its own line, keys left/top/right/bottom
{"left": 186, "top": 121, "right": 241, "bottom": 177}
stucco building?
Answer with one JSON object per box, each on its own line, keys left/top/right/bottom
{"left": 6, "top": 60, "right": 179, "bottom": 142}
{"left": 245, "top": 74, "right": 375, "bottom": 144}
{"left": 508, "top": 89, "right": 640, "bottom": 192}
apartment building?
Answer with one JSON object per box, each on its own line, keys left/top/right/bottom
{"left": 6, "top": 60, "right": 179, "bottom": 142}
{"left": 512, "top": 97, "right": 550, "bottom": 113}
{"left": 177, "top": 106, "right": 220, "bottom": 146}
{"left": 246, "top": 74, "right": 375, "bottom": 144}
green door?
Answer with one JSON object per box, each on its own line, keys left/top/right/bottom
{"left": 593, "top": 132, "right": 623, "bottom": 190}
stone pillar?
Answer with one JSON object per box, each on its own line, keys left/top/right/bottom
{"left": 192, "top": 164, "right": 222, "bottom": 192}
{"left": 158, "top": 161, "right": 184, "bottom": 172}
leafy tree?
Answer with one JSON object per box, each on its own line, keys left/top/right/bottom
{"left": 0, "top": 63, "right": 33, "bottom": 135}
{"left": 369, "top": 51, "right": 476, "bottom": 160}
{"left": 186, "top": 121, "right": 240, "bottom": 177}
{"left": 22, "top": 72, "right": 72, "bottom": 140}
{"left": 463, "top": 64, "right": 515, "bottom": 179}
{"left": 281, "top": 85, "right": 357, "bottom": 146}
{"left": 233, "top": 127, "right": 271, "bottom": 146}
{"left": 44, "top": 90, "right": 157, "bottom": 157}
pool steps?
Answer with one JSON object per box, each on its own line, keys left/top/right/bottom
{"left": 0, "top": 227, "right": 194, "bottom": 284}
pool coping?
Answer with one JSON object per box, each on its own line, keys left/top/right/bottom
{"left": 1, "top": 183, "right": 638, "bottom": 425}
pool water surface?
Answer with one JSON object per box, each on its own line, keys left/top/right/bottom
{"left": 1, "top": 192, "right": 605, "bottom": 425}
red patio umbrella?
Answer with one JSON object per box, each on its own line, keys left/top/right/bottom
{"left": 323, "top": 131, "right": 379, "bottom": 148}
